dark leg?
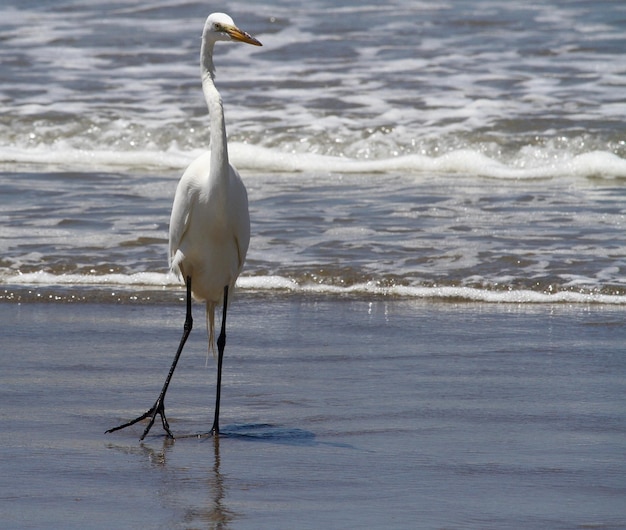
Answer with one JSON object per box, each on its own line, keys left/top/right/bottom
{"left": 210, "top": 285, "right": 229, "bottom": 436}
{"left": 106, "top": 276, "right": 194, "bottom": 440}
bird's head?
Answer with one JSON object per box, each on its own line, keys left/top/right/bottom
{"left": 203, "top": 12, "right": 262, "bottom": 47}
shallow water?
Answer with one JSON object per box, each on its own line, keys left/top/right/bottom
{"left": 1, "top": 169, "right": 625, "bottom": 302}
{"left": 2, "top": 298, "right": 625, "bottom": 529}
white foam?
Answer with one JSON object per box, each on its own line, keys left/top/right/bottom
{"left": 3, "top": 141, "right": 625, "bottom": 180}
{"left": 236, "top": 275, "right": 299, "bottom": 290}
{"left": 232, "top": 144, "right": 626, "bottom": 179}
{"left": 0, "top": 144, "right": 195, "bottom": 171}
{"left": 6, "top": 271, "right": 178, "bottom": 287}
{"left": 3, "top": 271, "right": 625, "bottom": 305}
{"left": 278, "top": 282, "right": 626, "bottom": 304}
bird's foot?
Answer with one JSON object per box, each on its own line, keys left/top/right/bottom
{"left": 106, "top": 398, "right": 174, "bottom": 440}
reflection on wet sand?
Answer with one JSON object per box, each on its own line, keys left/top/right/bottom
{"left": 107, "top": 435, "right": 236, "bottom": 528}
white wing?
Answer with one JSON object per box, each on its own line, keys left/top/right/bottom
{"left": 168, "top": 170, "right": 197, "bottom": 278}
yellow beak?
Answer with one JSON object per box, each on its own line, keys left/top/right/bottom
{"left": 224, "top": 24, "right": 263, "bottom": 46}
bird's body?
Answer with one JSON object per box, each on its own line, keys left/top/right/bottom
{"left": 107, "top": 13, "right": 261, "bottom": 440}
{"left": 169, "top": 149, "right": 250, "bottom": 348}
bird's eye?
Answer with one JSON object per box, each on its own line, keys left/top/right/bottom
{"left": 214, "top": 23, "right": 223, "bottom": 32}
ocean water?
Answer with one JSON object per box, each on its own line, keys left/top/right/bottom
{"left": 1, "top": 0, "right": 625, "bottom": 303}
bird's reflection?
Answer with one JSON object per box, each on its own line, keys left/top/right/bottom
{"left": 167, "top": 435, "right": 236, "bottom": 529}
{"left": 106, "top": 434, "right": 236, "bottom": 529}
{"left": 203, "top": 436, "right": 234, "bottom": 528}
{"left": 105, "top": 424, "right": 332, "bottom": 528}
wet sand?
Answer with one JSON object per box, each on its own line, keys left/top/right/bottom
{"left": 1, "top": 295, "right": 625, "bottom": 529}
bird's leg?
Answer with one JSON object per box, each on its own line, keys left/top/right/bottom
{"left": 210, "top": 285, "right": 229, "bottom": 436}
{"left": 106, "top": 276, "right": 194, "bottom": 440}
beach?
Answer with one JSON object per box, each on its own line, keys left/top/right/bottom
{"left": 2, "top": 295, "right": 625, "bottom": 529}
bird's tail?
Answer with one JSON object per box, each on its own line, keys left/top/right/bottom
{"left": 205, "top": 301, "right": 217, "bottom": 361}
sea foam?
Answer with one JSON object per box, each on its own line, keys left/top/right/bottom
{"left": 2, "top": 142, "right": 626, "bottom": 180}
{"left": 3, "top": 271, "right": 625, "bottom": 305}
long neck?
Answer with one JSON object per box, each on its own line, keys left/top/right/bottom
{"left": 201, "top": 39, "right": 229, "bottom": 179}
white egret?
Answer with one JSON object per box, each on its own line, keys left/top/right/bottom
{"left": 107, "top": 13, "right": 261, "bottom": 440}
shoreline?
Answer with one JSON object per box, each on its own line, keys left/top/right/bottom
{"left": 2, "top": 280, "right": 626, "bottom": 306}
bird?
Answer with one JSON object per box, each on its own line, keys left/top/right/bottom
{"left": 106, "top": 13, "right": 262, "bottom": 440}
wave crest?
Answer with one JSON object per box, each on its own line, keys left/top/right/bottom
{"left": 2, "top": 141, "right": 626, "bottom": 180}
